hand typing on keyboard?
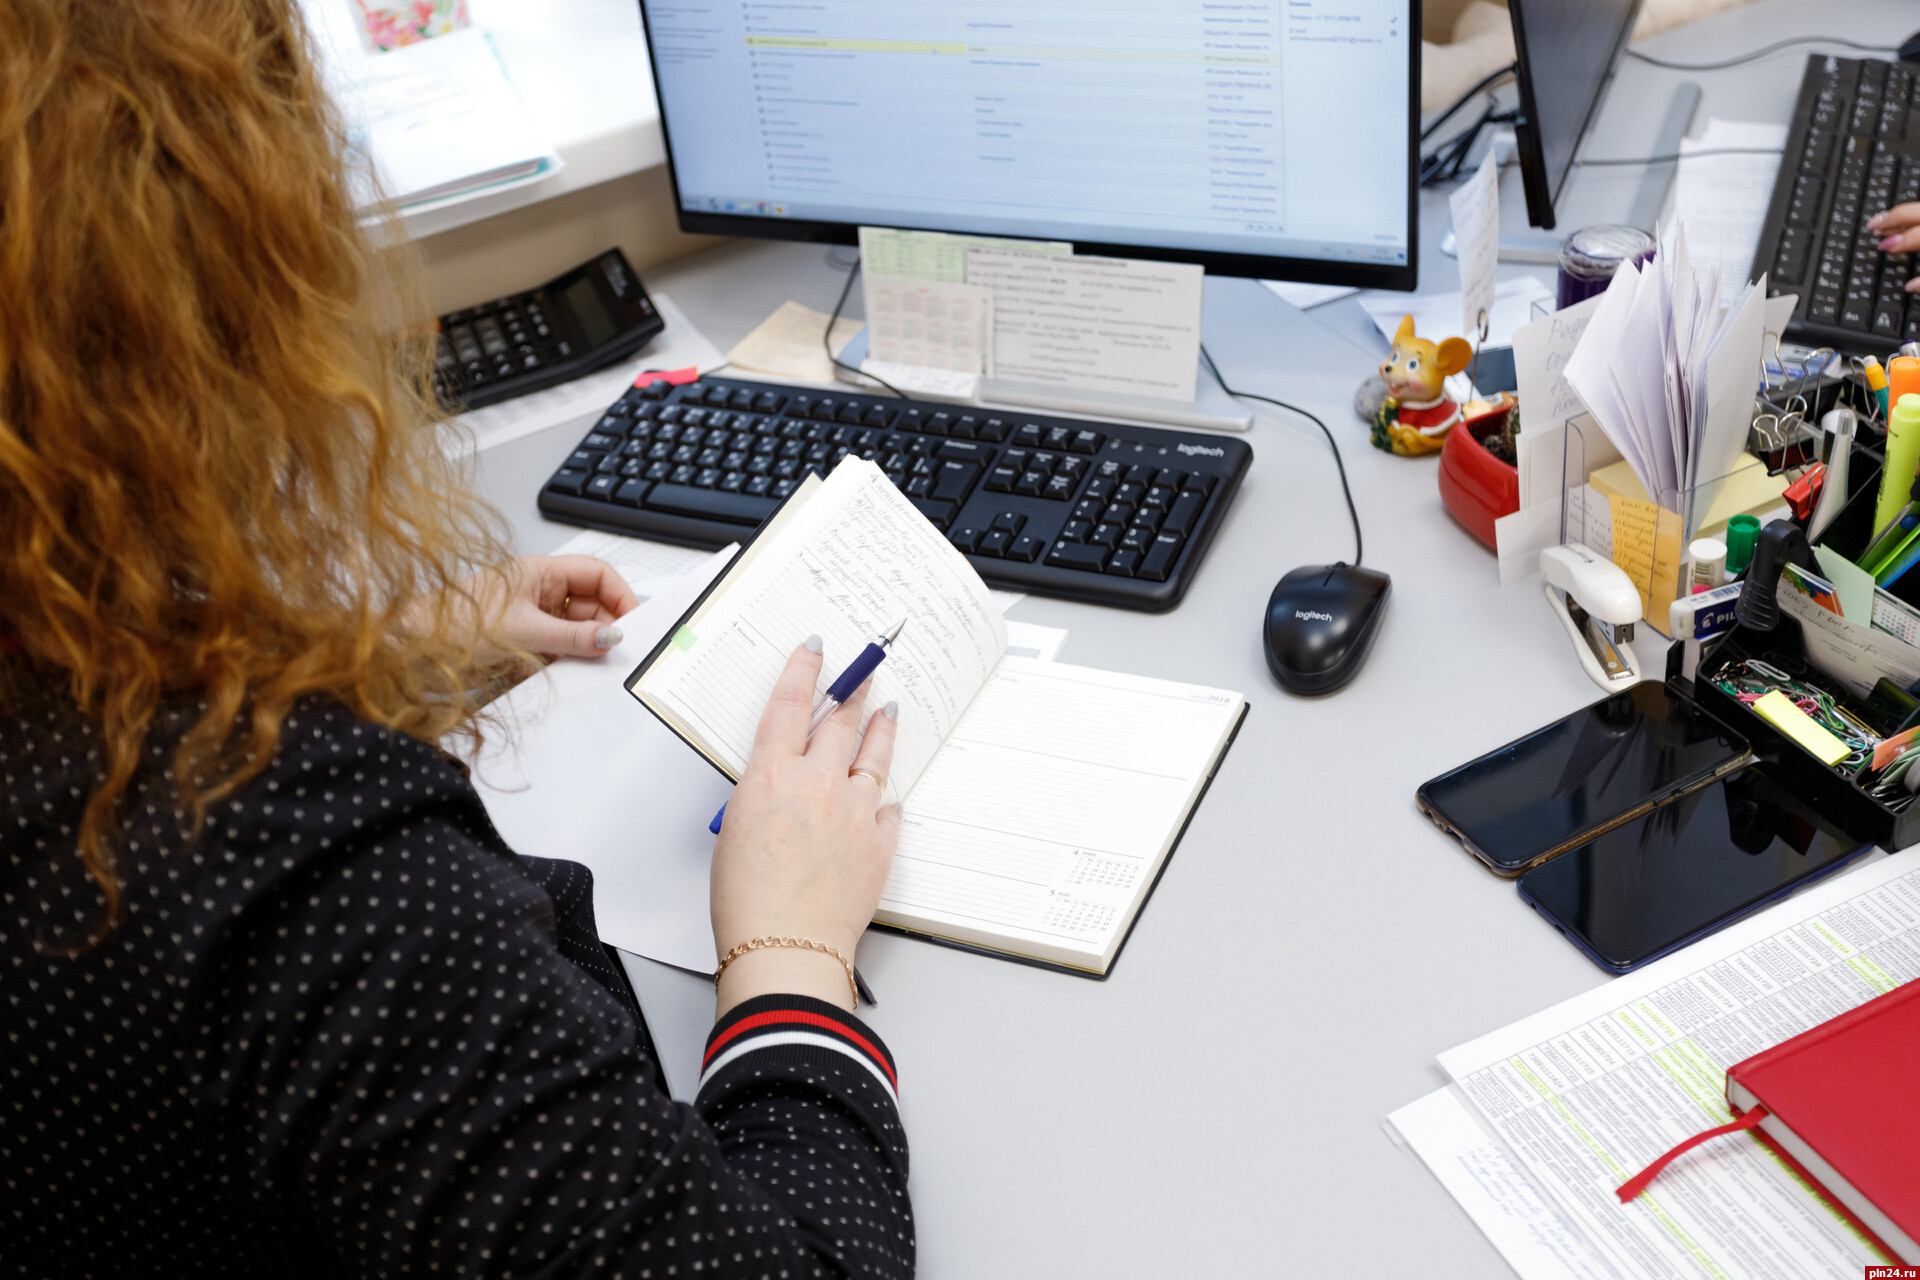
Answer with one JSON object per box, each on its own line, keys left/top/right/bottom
{"left": 1869, "top": 203, "right": 1920, "bottom": 293}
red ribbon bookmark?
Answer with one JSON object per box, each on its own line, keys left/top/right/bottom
{"left": 1616, "top": 1105, "right": 1770, "bottom": 1203}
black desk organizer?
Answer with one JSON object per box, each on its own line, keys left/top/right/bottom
{"left": 1670, "top": 454, "right": 1920, "bottom": 850}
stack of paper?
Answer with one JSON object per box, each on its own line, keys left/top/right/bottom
{"left": 300, "top": 2, "right": 561, "bottom": 214}
{"left": 1562, "top": 225, "right": 1771, "bottom": 541}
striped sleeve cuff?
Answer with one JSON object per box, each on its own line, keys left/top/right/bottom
{"left": 699, "top": 994, "right": 899, "bottom": 1102}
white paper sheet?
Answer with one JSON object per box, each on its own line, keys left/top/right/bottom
{"left": 1450, "top": 150, "right": 1501, "bottom": 342}
{"left": 857, "top": 226, "right": 1071, "bottom": 284}
{"left": 1359, "top": 275, "right": 1554, "bottom": 350}
{"left": 1514, "top": 294, "right": 1607, "bottom": 508}
{"left": 443, "top": 293, "right": 725, "bottom": 455}
{"left": 1674, "top": 119, "right": 1790, "bottom": 308}
{"left": 864, "top": 277, "right": 991, "bottom": 374}
{"left": 1387, "top": 1087, "right": 1617, "bottom": 1280}
{"left": 966, "top": 251, "right": 1204, "bottom": 402}
{"left": 1440, "top": 848, "right": 1920, "bottom": 1280}
{"left": 549, "top": 527, "right": 715, "bottom": 587}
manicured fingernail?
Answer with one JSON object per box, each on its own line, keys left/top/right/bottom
{"left": 594, "top": 625, "right": 622, "bottom": 650}
{"left": 1869, "top": 213, "right": 1885, "bottom": 229}
{"left": 804, "top": 634, "right": 823, "bottom": 654}
{"left": 883, "top": 700, "right": 898, "bottom": 722}
{"left": 893, "top": 802, "right": 904, "bottom": 819}
{"left": 1882, "top": 236, "right": 1900, "bottom": 251}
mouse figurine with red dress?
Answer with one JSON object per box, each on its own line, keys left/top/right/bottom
{"left": 1370, "top": 314, "right": 1473, "bottom": 456}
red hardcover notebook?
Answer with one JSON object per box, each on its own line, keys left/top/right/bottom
{"left": 1617, "top": 979, "right": 1920, "bottom": 1263}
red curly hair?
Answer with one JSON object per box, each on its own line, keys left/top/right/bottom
{"left": 0, "top": 0, "right": 517, "bottom": 945}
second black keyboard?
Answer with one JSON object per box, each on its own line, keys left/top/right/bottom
{"left": 536, "top": 376, "right": 1253, "bottom": 612}
{"left": 1755, "top": 54, "right": 1920, "bottom": 350}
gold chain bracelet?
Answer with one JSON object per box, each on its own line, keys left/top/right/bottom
{"left": 715, "top": 935, "right": 859, "bottom": 1008}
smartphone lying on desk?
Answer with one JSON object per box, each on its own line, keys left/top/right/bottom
{"left": 1516, "top": 765, "right": 1875, "bottom": 974}
{"left": 1416, "top": 681, "right": 1750, "bottom": 878}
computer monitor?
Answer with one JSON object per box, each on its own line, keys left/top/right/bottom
{"left": 1508, "top": 0, "right": 1646, "bottom": 229}
{"left": 637, "top": 1, "right": 1420, "bottom": 290}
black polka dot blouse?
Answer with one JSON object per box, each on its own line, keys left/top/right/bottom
{"left": 2, "top": 698, "right": 914, "bottom": 1278}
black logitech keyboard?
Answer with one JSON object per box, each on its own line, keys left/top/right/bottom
{"left": 1754, "top": 54, "right": 1920, "bottom": 351}
{"left": 536, "top": 376, "right": 1253, "bottom": 611}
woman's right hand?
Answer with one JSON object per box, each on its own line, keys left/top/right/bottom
{"left": 1871, "top": 203, "right": 1920, "bottom": 289}
{"left": 709, "top": 637, "right": 902, "bottom": 1015}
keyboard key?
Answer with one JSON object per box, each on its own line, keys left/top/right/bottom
{"left": 615, "top": 478, "right": 649, "bottom": 506}
{"left": 926, "top": 412, "right": 952, "bottom": 436}
{"left": 864, "top": 404, "right": 893, "bottom": 427}
{"left": 976, "top": 417, "right": 1008, "bottom": 442}
{"left": 585, "top": 474, "right": 620, "bottom": 500}
{"left": 1089, "top": 522, "right": 1122, "bottom": 547}
{"left": 984, "top": 465, "right": 1019, "bottom": 493}
{"left": 1144, "top": 483, "right": 1176, "bottom": 510}
{"left": 1103, "top": 502, "right": 1135, "bottom": 525}
{"left": 990, "top": 510, "right": 1026, "bottom": 533}
{"left": 729, "top": 387, "right": 758, "bottom": 409}
{"left": 951, "top": 415, "right": 979, "bottom": 439}
{"left": 1070, "top": 430, "right": 1103, "bottom": 454}
{"left": 950, "top": 525, "right": 983, "bottom": 554}
{"left": 1107, "top": 549, "right": 1140, "bottom": 578}
{"left": 669, "top": 464, "right": 696, "bottom": 484}
{"left": 1047, "top": 542, "right": 1109, "bottom": 572}
{"left": 977, "top": 530, "right": 1012, "bottom": 557}
{"left": 745, "top": 475, "right": 773, "bottom": 496}
{"left": 638, "top": 379, "right": 672, "bottom": 400}
{"left": 1044, "top": 425, "right": 1073, "bottom": 449}
{"left": 646, "top": 483, "right": 780, "bottom": 525}
{"left": 1074, "top": 498, "right": 1104, "bottom": 522}
{"left": 1163, "top": 491, "right": 1205, "bottom": 536}
{"left": 906, "top": 475, "right": 933, "bottom": 497}
{"left": 1007, "top": 534, "right": 1043, "bottom": 563}
{"left": 719, "top": 471, "right": 746, "bottom": 492}
{"left": 1181, "top": 472, "right": 1215, "bottom": 495}
{"left": 567, "top": 449, "right": 600, "bottom": 470}
{"left": 1014, "top": 423, "right": 1044, "bottom": 447}
{"left": 1015, "top": 470, "right": 1047, "bottom": 496}
{"left": 812, "top": 398, "right": 838, "bottom": 421}
{"left": 937, "top": 439, "right": 994, "bottom": 463}
{"left": 1120, "top": 526, "right": 1153, "bottom": 554}
{"left": 547, "top": 466, "right": 589, "bottom": 495}
{"left": 1138, "top": 533, "right": 1184, "bottom": 582}
{"left": 1061, "top": 519, "right": 1091, "bottom": 542}
{"left": 753, "top": 390, "right": 785, "bottom": 413}
{"left": 1043, "top": 474, "right": 1077, "bottom": 501}
{"left": 584, "top": 431, "right": 621, "bottom": 450}
{"left": 694, "top": 467, "right": 722, "bottom": 488}
{"left": 908, "top": 497, "right": 956, "bottom": 528}
{"left": 1131, "top": 506, "right": 1162, "bottom": 533}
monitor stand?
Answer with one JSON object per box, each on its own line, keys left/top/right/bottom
{"left": 835, "top": 330, "right": 1254, "bottom": 433}
{"left": 1440, "top": 81, "right": 1701, "bottom": 265}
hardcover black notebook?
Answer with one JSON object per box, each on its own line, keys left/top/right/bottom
{"left": 625, "top": 456, "right": 1247, "bottom": 975}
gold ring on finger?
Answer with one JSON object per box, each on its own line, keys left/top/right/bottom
{"left": 848, "top": 766, "right": 885, "bottom": 791}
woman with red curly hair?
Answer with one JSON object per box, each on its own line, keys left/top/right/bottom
{"left": 0, "top": 2, "right": 913, "bottom": 1275}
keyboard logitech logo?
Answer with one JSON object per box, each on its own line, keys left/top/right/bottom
{"left": 1177, "top": 442, "right": 1225, "bottom": 457}
{"left": 1294, "top": 610, "right": 1334, "bottom": 623}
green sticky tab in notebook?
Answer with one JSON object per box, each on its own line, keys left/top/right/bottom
{"left": 1752, "top": 690, "right": 1849, "bottom": 766}
{"left": 672, "top": 626, "right": 698, "bottom": 651}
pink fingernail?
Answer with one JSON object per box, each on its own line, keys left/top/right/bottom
{"left": 1882, "top": 236, "right": 1901, "bottom": 251}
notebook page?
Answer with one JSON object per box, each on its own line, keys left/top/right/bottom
{"left": 636, "top": 458, "right": 1005, "bottom": 801}
{"left": 878, "top": 658, "right": 1242, "bottom": 970}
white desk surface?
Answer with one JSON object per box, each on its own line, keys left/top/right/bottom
{"left": 470, "top": 3, "right": 1918, "bottom": 1274}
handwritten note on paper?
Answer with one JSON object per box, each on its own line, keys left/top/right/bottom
{"left": 967, "top": 250, "right": 1203, "bottom": 402}
{"left": 1450, "top": 149, "right": 1500, "bottom": 341}
{"left": 865, "top": 277, "right": 990, "bottom": 374}
{"left": 1607, "top": 494, "right": 1684, "bottom": 627}
{"left": 1512, "top": 294, "right": 1622, "bottom": 509}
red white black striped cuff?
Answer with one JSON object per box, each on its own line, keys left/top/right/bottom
{"left": 699, "top": 994, "right": 899, "bottom": 1101}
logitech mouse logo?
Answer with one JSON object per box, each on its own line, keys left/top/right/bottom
{"left": 1177, "top": 443, "right": 1224, "bottom": 457}
{"left": 1294, "top": 609, "right": 1334, "bottom": 622}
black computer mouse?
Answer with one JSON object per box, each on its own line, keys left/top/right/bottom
{"left": 1902, "top": 29, "right": 1920, "bottom": 63}
{"left": 1263, "top": 563, "right": 1392, "bottom": 695}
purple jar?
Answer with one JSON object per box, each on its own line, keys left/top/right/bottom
{"left": 1557, "top": 224, "right": 1657, "bottom": 310}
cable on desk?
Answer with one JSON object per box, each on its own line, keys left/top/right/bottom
{"left": 1200, "top": 344, "right": 1364, "bottom": 567}
{"left": 1421, "top": 104, "right": 1518, "bottom": 187}
{"left": 824, "top": 257, "right": 911, "bottom": 401}
{"left": 1575, "top": 146, "right": 1784, "bottom": 167}
{"left": 1624, "top": 35, "right": 1898, "bottom": 72}
{"left": 1421, "top": 62, "right": 1516, "bottom": 143}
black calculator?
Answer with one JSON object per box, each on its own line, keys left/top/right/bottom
{"left": 433, "top": 249, "right": 666, "bottom": 410}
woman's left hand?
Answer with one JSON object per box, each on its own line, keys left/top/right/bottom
{"left": 484, "top": 555, "right": 640, "bottom": 661}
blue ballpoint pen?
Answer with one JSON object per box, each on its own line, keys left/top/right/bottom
{"left": 708, "top": 617, "right": 908, "bottom": 836}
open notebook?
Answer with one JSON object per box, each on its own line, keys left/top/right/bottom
{"left": 628, "top": 457, "right": 1246, "bottom": 975}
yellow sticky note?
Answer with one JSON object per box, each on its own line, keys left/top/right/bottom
{"left": 1752, "top": 690, "right": 1849, "bottom": 766}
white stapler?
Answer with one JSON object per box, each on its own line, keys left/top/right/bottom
{"left": 1540, "top": 543, "right": 1644, "bottom": 689}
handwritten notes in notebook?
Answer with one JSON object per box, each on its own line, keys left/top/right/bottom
{"left": 877, "top": 659, "right": 1242, "bottom": 971}
{"left": 636, "top": 461, "right": 1005, "bottom": 802}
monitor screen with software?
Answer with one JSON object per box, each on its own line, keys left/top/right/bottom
{"left": 637, "top": 1, "right": 1419, "bottom": 290}
{"left": 1509, "top": 0, "right": 1645, "bottom": 229}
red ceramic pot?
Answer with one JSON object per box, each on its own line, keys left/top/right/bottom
{"left": 1437, "top": 402, "right": 1520, "bottom": 550}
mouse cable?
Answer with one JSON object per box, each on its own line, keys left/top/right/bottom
{"left": 1624, "top": 35, "right": 1897, "bottom": 72}
{"left": 1420, "top": 63, "right": 1516, "bottom": 144}
{"left": 1575, "top": 146, "right": 1783, "bottom": 167}
{"left": 1199, "top": 343, "right": 1363, "bottom": 567}
{"left": 824, "top": 256, "right": 912, "bottom": 400}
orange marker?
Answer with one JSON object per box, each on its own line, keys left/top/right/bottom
{"left": 1891, "top": 354, "right": 1920, "bottom": 405}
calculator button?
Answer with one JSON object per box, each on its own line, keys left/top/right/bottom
{"left": 1047, "top": 542, "right": 1109, "bottom": 571}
